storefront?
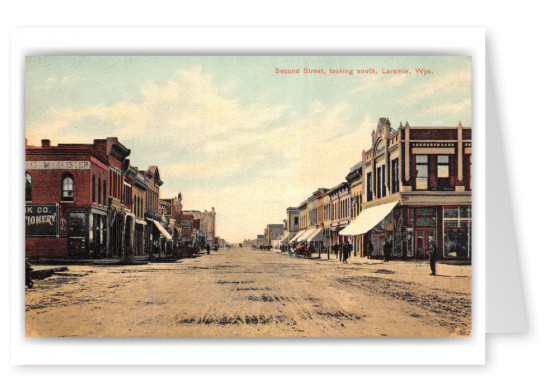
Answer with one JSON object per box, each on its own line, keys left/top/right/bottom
{"left": 341, "top": 201, "right": 472, "bottom": 261}
{"left": 66, "top": 207, "right": 107, "bottom": 258}
{"left": 146, "top": 217, "right": 173, "bottom": 259}
{"left": 134, "top": 218, "right": 147, "bottom": 255}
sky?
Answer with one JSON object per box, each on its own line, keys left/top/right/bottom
{"left": 25, "top": 56, "right": 471, "bottom": 243}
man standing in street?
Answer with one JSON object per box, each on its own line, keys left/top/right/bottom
{"left": 383, "top": 239, "right": 392, "bottom": 263}
{"left": 206, "top": 243, "right": 211, "bottom": 255}
{"left": 367, "top": 240, "right": 374, "bottom": 259}
{"left": 428, "top": 237, "right": 437, "bottom": 275}
{"left": 342, "top": 240, "right": 350, "bottom": 264}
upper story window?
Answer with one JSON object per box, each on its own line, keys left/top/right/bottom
{"left": 376, "top": 139, "right": 386, "bottom": 155}
{"left": 377, "top": 165, "right": 386, "bottom": 198}
{"left": 92, "top": 175, "right": 96, "bottom": 203}
{"left": 98, "top": 177, "right": 102, "bottom": 205}
{"left": 415, "top": 155, "right": 428, "bottom": 190}
{"left": 391, "top": 158, "right": 400, "bottom": 194}
{"left": 103, "top": 180, "right": 107, "bottom": 206}
{"left": 62, "top": 173, "right": 74, "bottom": 201}
{"left": 437, "top": 155, "right": 452, "bottom": 190}
{"left": 25, "top": 172, "right": 32, "bottom": 202}
{"left": 366, "top": 172, "right": 373, "bottom": 202}
{"left": 469, "top": 155, "right": 472, "bottom": 190}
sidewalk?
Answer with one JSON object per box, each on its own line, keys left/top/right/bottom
{"left": 29, "top": 255, "right": 151, "bottom": 266}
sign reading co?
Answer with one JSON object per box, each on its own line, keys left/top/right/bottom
{"left": 25, "top": 204, "right": 60, "bottom": 237}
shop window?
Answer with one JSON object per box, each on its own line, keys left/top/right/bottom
{"left": 25, "top": 172, "right": 32, "bottom": 202}
{"left": 417, "top": 217, "right": 437, "bottom": 227}
{"left": 408, "top": 208, "right": 415, "bottom": 226}
{"left": 406, "top": 228, "right": 414, "bottom": 257}
{"left": 437, "top": 155, "right": 452, "bottom": 190}
{"left": 417, "top": 207, "right": 436, "bottom": 216}
{"left": 62, "top": 173, "right": 74, "bottom": 201}
{"left": 68, "top": 212, "right": 87, "bottom": 256}
{"left": 415, "top": 155, "right": 428, "bottom": 190}
{"left": 443, "top": 206, "right": 472, "bottom": 258}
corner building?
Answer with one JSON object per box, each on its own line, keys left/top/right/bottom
{"left": 25, "top": 138, "right": 117, "bottom": 258}
{"left": 341, "top": 118, "right": 472, "bottom": 262}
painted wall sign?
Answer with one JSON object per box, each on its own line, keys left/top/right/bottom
{"left": 181, "top": 220, "right": 192, "bottom": 234}
{"left": 159, "top": 199, "right": 172, "bottom": 216}
{"left": 25, "top": 161, "right": 91, "bottom": 170}
{"left": 25, "top": 204, "right": 60, "bottom": 237}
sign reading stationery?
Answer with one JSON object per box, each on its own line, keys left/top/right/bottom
{"left": 25, "top": 204, "right": 60, "bottom": 237}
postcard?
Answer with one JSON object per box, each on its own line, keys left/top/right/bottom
{"left": 23, "top": 55, "right": 473, "bottom": 338}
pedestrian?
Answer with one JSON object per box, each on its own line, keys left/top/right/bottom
{"left": 338, "top": 242, "right": 343, "bottom": 262}
{"left": 428, "top": 237, "right": 438, "bottom": 275}
{"left": 333, "top": 243, "right": 339, "bottom": 257}
{"left": 367, "top": 240, "right": 374, "bottom": 259}
{"left": 343, "top": 240, "right": 349, "bottom": 264}
{"left": 25, "top": 261, "right": 34, "bottom": 288}
{"left": 383, "top": 239, "right": 392, "bottom": 263}
{"left": 206, "top": 243, "right": 211, "bottom": 255}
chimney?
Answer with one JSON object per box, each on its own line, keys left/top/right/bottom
{"left": 41, "top": 139, "right": 51, "bottom": 148}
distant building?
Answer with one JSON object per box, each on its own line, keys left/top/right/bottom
{"left": 264, "top": 224, "right": 284, "bottom": 247}
{"left": 182, "top": 208, "right": 216, "bottom": 247}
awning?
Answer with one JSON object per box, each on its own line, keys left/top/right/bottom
{"left": 280, "top": 232, "right": 291, "bottom": 244}
{"left": 290, "top": 229, "right": 306, "bottom": 243}
{"left": 307, "top": 227, "right": 325, "bottom": 242}
{"left": 299, "top": 227, "right": 318, "bottom": 242}
{"left": 135, "top": 218, "right": 147, "bottom": 225}
{"left": 147, "top": 218, "right": 173, "bottom": 240}
{"left": 339, "top": 201, "right": 399, "bottom": 236}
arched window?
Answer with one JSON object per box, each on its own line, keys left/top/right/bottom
{"left": 62, "top": 173, "right": 74, "bottom": 201}
{"left": 103, "top": 180, "right": 107, "bottom": 206}
{"left": 25, "top": 172, "right": 32, "bottom": 202}
{"left": 92, "top": 175, "right": 96, "bottom": 202}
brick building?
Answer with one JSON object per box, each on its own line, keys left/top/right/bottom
{"left": 340, "top": 118, "right": 472, "bottom": 262}
{"left": 329, "top": 181, "right": 351, "bottom": 247}
{"left": 25, "top": 138, "right": 122, "bottom": 258}
{"left": 181, "top": 208, "right": 216, "bottom": 248}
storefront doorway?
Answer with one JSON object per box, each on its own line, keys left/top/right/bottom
{"left": 415, "top": 228, "right": 436, "bottom": 259}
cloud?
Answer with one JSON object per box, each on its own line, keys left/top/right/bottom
{"left": 26, "top": 66, "right": 287, "bottom": 146}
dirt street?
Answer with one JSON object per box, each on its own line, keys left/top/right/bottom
{"left": 25, "top": 247, "right": 471, "bottom": 337}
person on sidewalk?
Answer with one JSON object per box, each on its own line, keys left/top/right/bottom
{"left": 25, "top": 261, "right": 34, "bottom": 288}
{"left": 367, "top": 240, "right": 374, "bottom": 259}
{"left": 206, "top": 244, "right": 211, "bottom": 255}
{"left": 428, "top": 237, "right": 438, "bottom": 275}
{"left": 342, "top": 240, "right": 350, "bottom": 264}
{"left": 383, "top": 239, "right": 392, "bottom": 263}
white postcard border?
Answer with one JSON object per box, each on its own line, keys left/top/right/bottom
{"left": 10, "top": 27, "right": 485, "bottom": 365}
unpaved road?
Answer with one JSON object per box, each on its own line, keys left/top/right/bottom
{"left": 25, "top": 247, "right": 471, "bottom": 337}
